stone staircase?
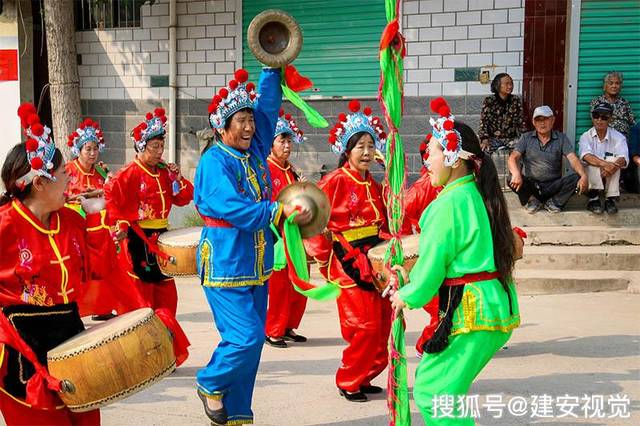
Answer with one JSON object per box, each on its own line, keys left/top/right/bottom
{"left": 509, "top": 192, "right": 640, "bottom": 295}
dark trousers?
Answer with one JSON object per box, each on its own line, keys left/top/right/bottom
{"left": 622, "top": 162, "right": 640, "bottom": 193}
{"left": 512, "top": 174, "right": 580, "bottom": 208}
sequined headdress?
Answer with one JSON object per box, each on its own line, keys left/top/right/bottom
{"left": 327, "top": 100, "right": 386, "bottom": 156}
{"left": 16, "top": 103, "right": 57, "bottom": 187}
{"left": 67, "top": 118, "right": 105, "bottom": 157}
{"left": 131, "top": 108, "right": 167, "bottom": 152}
{"left": 274, "top": 109, "right": 305, "bottom": 144}
{"left": 208, "top": 69, "right": 259, "bottom": 130}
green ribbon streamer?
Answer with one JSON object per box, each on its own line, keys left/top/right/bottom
{"left": 380, "top": 0, "right": 411, "bottom": 424}
{"left": 278, "top": 216, "right": 341, "bottom": 301}
{"left": 280, "top": 73, "right": 329, "bottom": 129}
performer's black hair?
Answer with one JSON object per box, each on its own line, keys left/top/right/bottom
{"left": 455, "top": 121, "right": 515, "bottom": 289}
{"left": 337, "top": 131, "right": 370, "bottom": 168}
{"left": 201, "top": 107, "right": 254, "bottom": 155}
{"left": 0, "top": 143, "right": 63, "bottom": 206}
{"left": 490, "top": 72, "right": 511, "bottom": 95}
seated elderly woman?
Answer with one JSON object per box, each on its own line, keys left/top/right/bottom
{"left": 590, "top": 71, "right": 636, "bottom": 138}
{"left": 478, "top": 72, "right": 527, "bottom": 155}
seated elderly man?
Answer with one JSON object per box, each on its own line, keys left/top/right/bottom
{"left": 579, "top": 102, "right": 629, "bottom": 214}
{"left": 508, "top": 105, "right": 588, "bottom": 213}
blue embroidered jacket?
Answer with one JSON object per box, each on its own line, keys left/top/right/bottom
{"left": 194, "top": 68, "right": 282, "bottom": 287}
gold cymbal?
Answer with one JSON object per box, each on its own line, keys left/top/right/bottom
{"left": 276, "top": 182, "right": 330, "bottom": 238}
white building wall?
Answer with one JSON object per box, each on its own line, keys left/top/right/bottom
{"left": 75, "top": 0, "right": 239, "bottom": 101}
{"left": 402, "top": 0, "right": 525, "bottom": 97}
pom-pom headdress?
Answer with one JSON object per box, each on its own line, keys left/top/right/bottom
{"left": 274, "top": 109, "right": 305, "bottom": 144}
{"left": 327, "top": 100, "right": 386, "bottom": 156}
{"left": 208, "top": 68, "right": 259, "bottom": 130}
{"left": 67, "top": 118, "right": 105, "bottom": 158}
{"left": 131, "top": 108, "right": 167, "bottom": 152}
{"left": 419, "top": 135, "right": 430, "bottom": 168}
{"left": 16, "top": 102, "right": 57, "bottom": 187}
{"left": 428, "top": 97, "right": 465, "bottom": 167}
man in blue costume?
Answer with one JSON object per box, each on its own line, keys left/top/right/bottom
{"left": 193, "top": 67, "right": 309, "bottom": 425}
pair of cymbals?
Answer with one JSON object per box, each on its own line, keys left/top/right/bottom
{"left": 276, "top": 182, "right": 330, "bottom": 238}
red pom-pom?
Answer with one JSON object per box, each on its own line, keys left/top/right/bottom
{"left": 72, "top": 132, "right": 79, "bottom": 139}
{"left": 219, "top": 88, "right": 229, "bottom": 98}
{"left": 249, "top": 93, "right": 257, "bottom": 100}
{"left": 145, "top": 112, "right": 153, "bottom": 120}
{"left": 140, "top": 122, "right": 148, "bottom": 130}
{"left": 335, "top": 123, "right": 344, "bottom": 131}
{"left": 79, "top": 123, "right": 86, "bottom": 130}
{"left": 446, "top": 139, "right": 458, "bottom": 152}
{"left": 299, "top": 130, "right": 304, "bottom": 136}
{"left": 285, "top": 113, "right": 292, "bottom": 120}
{"left": 426, "top": 132, "right": 433, "bottom": 141}
{"left": 27, "top": 114, "right": 40, "bottom": 126}
{"left": 430, "top": 97, "right": 446, "bottom": 114}
{"left": 338, "top": 113, "right": 347, "bottom": 122}
{"left": 348, "top": 99, "right": 361, "bottom": 113}
{"left": 228, "top": 80, "right": 238, "bottom": 90}
{"left": 379, "top": 132, "right": 387, "bottom": 140}
{"left": 25, "top": 138, "right": 39, "bottom": 152}
{"left": 279, "top": 108, "right": 285, "bottom": 117}
{"left": 154, "top": 108, "right": 166, "bottom": 117}
{"left": 438, "top": 105, "right": 450, "bottom": 117}
{"left": 443, "top": 120, "right": 454, "bottom": 131}
{"left": 30, "top": 157, "right": 43, "bottom": 170}
{"left": 363, "top": 107, "right": 372, "bottom": 116}
{"left": 246, "top": 82, "right": 255, "bottom": 92}
{"left": 234, "top": 69, "right": 249, "bottom": 83}
{"left": 17, "top": 103, "right": 37, "bottom": 119}
{"left": 67, "top": 140, "right": 74, "bottom": 147}
{"left": 328, "top": 135, "right": 337, "bottom": 144}
{"left": 83, "top": 118, "right": 94, "bottom": 127}
{"left": 419, "top": 142, "right": 427, "bottom": 152}
{"left": 207, "top": 104, "right": 216, "bottom": 114}
{"left": 31, "top": 123, "right": 44, "bottom": 137}
{"left": 160, "top": 116, "right": 167, "bottom": 124}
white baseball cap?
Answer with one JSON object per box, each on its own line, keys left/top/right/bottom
{"left": 532, "top": 105, "right": 554, "bottom": 119}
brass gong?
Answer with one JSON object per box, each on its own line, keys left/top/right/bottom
{"left": 247, "top": 9, "right": 303, "bottom": 68}
{"left": 276, "top": 182, "right": 330, "bottom": 238}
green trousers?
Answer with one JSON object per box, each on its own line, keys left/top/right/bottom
{"left": 414, "top": 330, "right": 512, "bottom": 425}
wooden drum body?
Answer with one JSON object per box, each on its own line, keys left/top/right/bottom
{"left": 157, "top": 227, "right": 202, "bottom": 277}
{"left": 47, "top": 308, "right": 175, "bottom": 412}
{"left": 367, "top": 234, "right": 421, "bottom": 293}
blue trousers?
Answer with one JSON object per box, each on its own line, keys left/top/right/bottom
{"left": 197, "top": 284, "right": 268, "bottom": 424}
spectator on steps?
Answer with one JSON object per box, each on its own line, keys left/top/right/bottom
{"left": 508, "top": 105, "right": 588, "bottom": 214}
{"left": 590, "top": 71, "right": 636, "bottom": 138}
{"left": 478, "top": 73, "right": 527, "bottom": 155}
{"left": 622, "top": 123, "right": 640, "bottom": 194}
{"left": 578, "top": 102, "right": 629, "bottom": 215}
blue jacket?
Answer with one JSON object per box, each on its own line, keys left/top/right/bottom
{"left": 194, "top": 68, "right": 282, "bottom": 287}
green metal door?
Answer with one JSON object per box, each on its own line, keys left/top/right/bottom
{"left": 242, "top": 0, "right": 386, "bottom": 98}
{"left": 576, "top": 0, "right": 640, "bottom": 139}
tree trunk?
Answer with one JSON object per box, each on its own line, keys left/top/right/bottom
{"left": 43, "top": 0, "right": 81, "bottom": 159}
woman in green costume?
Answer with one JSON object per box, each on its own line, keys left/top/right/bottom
{"left": 390, "top": 97, "right": 520, "bottom": 424}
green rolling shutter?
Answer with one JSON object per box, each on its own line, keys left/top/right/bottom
{"left": 242, "top": 0, "right": 386, "bottom": 98}
{"left": 576, "top": 0, "right": 640, "bottom": 139}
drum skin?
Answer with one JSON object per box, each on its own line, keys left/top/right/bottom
{"left": 367, "top": 234, "right": 421, "bottom": 293}
{"left": 47, "top": 308, "right": 175, "bottom": 412}
{"left": 157, "top": 227, "right": 202, "bottom": 277}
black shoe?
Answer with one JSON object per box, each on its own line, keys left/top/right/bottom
{"left": 525, "top": 198, "right": 542, "bottom": 214}
{"left": 360, "top": 385, "right": 383, "bottom": 394}
{"left": 283, "top": 329, "right": 307, "bottom": 343}
{"left": 544, "top": 199, "right": 562, "bottom": 213}
{"left": 605, "top": 198, "right": 618, "bottom": 214}
{"left": 587, "top": 199, "right": 603, "bottom": 214}
{"left": 197, "top": 389, "right": 227, "bottom": 425}
{"left": 91, "top": 313, "right": 116, "bottom": 321}
{"left": 338, "top": 388, "right": 368, "bottom": 402}
{"left": 265, "top": 336, "right": 287, "bottom": 348}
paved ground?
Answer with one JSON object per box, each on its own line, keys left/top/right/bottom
{"left": 100, "top": 278, "right": 640, "bottom": 425}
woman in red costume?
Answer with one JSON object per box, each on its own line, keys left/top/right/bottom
{"left": 64, "top": 118, "right": 109, "bottom": 202}
{"left": 105, "top": 108, "right": 193, "bottom": 316}
{"left": 0, "top": 104, "right": 112, "bottom": 425}
{"left": 305, "top": 100, "right": 390, "bottom": 402}
{"left": 265, "top": 109, "right": 308, "bottom": 348}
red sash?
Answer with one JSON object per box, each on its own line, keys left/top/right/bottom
{"left": 443, "top": 271, "right": 500, "bottom": 286}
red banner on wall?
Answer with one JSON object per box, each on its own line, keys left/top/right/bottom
{"left": 0, "top": 49, "right": 19, "bottom": 81}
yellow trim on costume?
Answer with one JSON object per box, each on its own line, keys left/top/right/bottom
{"left": 138, "top": 218, "right": 169, "bottom": 229}
{"left": 64, "top": 203, "right": 84, "bottom": 215}
{"left": 12, "top": 202, "right": 70, "bottom": 302}
{"left": 228, "top": 419, "right": 254, "bottom": 425}
{"left": 450, "top": 285, "right": 520, "bottom": 336}
{"left": 87, "top": 210, "right": 109, "bottom": 232}
{"left": 127, "top": 271, "right": 140, "bottom": 280}
{"left": 272, "top": 202, "right": 284, "bottom": 225}
{"left": 217, "top": 142, "right": 249, "bottom": 160}
{"left": 201, "top": 276, "right": 270, "bottom": 288}
{"left": 267, "top": 156, "right": 294, "bottom": 185}
{"left": 134, "top": 159, "right": 168, "bottom": 218}
{"left": 73, "top": 159, "right": 95, "bottom": 177}
{"left": 116, "top": 219, "right": 131, "bottom": 229}
{"left": 335, "top": 225, "right": 379, "bottom": 243}
{"left": 199, "top": 240, "right": 212, "bottom": 284}
{"left": 134, "top": 159, "right": 160, "bottom": 177}
{"left": 340, "top": 167, "right": 381, "bottom": 222}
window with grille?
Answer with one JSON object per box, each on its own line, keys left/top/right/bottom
{"left": 75, "top": 0, "right": 151, "bottom": 31}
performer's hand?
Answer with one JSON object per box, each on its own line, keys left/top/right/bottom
{"left": 80, "top": 196, "right": 105, "bottom": 214}
{"left": 284, "top": 203, "right": 312, "bottom": 225}
{"left": 389, "top": 290, "right": 406, "bottom": 315}
{"left": 113, "top": 229, "right": 128, "bottom": 241}
{"left": 167, "top": 163, "right": 182, "bottom": 181}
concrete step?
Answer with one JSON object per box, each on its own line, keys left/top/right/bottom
{"left": 520, "top": 245, "right": 640, "bottom": 270}
{"left": 522, "top": 226, "right": 640, "bottom": 246}
{"left": 505, "top": 191, "right": 640, "bottom": 210}
{"left": 514, "top": 269, "right": 638, "bottom": 295}
{"left": 509, "top": 206, "right": 640, "bottom": 227}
